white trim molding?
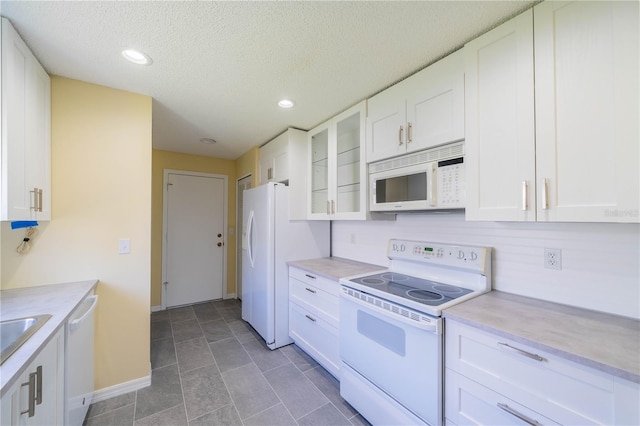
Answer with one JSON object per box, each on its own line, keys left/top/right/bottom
{"left": 92, "top": 374, "right": 151, "bottom": 403}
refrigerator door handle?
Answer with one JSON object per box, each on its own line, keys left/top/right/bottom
{"left": 246, "top": 210, "right": 255, "bottom": 267}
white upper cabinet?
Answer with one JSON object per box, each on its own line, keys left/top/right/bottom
{"left": 309, "top": 101, "right": 367, "bottom": 220}
{"left": 258, "top": 128, "right": 308, "bottom": 220}
{"left": 1, "top": 18, "right": 51, "bottom": 221}
{"left": 259, "top": 130, "right": 289, "bottom": 185}
{"left": 464, "top": 9, "right": 536, "bottom": 221}
{"left": 534, "top": 1, "right": 638, "bottom": 223}
{"left": 466, "top": 1, "right": 639, "bottom": 223}
{"left": 367, "top": 51, "right": 464, "bottom": 163}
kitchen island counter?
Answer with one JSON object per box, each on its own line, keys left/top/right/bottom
{"left": 0, "top": 280, "right": 98, "bottom": 396}
{"left": 444, "top": 291, "right": 640, "bottom": 383}
{"left": 288, "top": 257, "right": 384, "bottom": 282}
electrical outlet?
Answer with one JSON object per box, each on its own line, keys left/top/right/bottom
{"left": 544, "top": 248, "right": 562, "bottom": 270}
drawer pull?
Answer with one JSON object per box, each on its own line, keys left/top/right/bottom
{"left": 498, "top": 343, "right": 545, "bottom": 362}
{"left": 497, "top": 403, "right": 542, "bottom": 426}
{"left": 20, "top": 371, "right": 37, "bottom": 417}
{"left": 305, "top": 314, "right": 317, "bottom": 322}
{"left": 304, "top": 274, "right": 316, "bottom": 280}
{"left": 305, "top": 287, "right": 317, "bottom": 294}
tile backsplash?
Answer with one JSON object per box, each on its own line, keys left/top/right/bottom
{"left": 332, "top": 213, "right": 640, "bottom": 319}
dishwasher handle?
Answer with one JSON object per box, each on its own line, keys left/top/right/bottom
{"left": 70, "top": 295, "right": 99, "bottom": 331}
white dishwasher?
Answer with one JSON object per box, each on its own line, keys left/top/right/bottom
{"left": 65, "top": 293, "right": 98, "bottom": 426}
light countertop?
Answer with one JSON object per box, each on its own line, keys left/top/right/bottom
{"left": 444, "top": 291, "right": 640, "bottom": 384}
{"left": 1, "top": 280, "right": 98, "bottom": 396}
{"left": 288, "top": 257, "right": 385, "bottom": 281}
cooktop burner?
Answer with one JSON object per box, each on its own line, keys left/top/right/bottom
{"left": 348, "top": 272, "right": 473, "bottom": 307}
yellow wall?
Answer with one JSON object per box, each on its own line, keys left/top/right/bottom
{"left": 0, "top": 77, "right": 152, "bottom": 391}
{"left": 236, "top": 146, "right": 259, "bottom": 187}
{"left": 151, "top": 150, "right": 237, "bottom": 307}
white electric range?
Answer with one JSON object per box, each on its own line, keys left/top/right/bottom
{"left": 339, "top": 239, "right": 492, "bottom": 426}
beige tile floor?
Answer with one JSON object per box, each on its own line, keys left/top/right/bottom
{"left": 83, "top": 299, "right": 369, "bottom": 426}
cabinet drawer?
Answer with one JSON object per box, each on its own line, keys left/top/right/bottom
{"left": 446, "top": 320, "right": 637, "bottom": 425}
{"left": 289, "top": 267, "right": 340, "bottom": 297}
{"left": 290, "top": 278, "right": 339, "bottom": 326}
{"left": 289, "top": 302, "right": 340, "bottom": 379}
{"left": 446, "top": 369, "right": 558, "bottom": 425}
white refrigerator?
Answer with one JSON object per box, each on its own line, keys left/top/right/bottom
{"left": 242, "top": 182, "right": 329, "bottom": 349}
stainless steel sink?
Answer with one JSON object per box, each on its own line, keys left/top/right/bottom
{"left": 0, "top": 314, "right": 52, "bottom": 365}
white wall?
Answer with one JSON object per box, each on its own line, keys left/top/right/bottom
{"left": 332, "top": 213, "right": 640, "bottom": 319}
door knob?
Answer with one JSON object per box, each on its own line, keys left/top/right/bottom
{"left": 217, "top": 242, "right": 224, "bottom": 247}
{"left": 217, "top": 233, "right": 222, "bottom": 238}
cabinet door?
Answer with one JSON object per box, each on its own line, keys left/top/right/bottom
{"left": 406, "top": 50, "right": 465, "bottom": 153}
{"left": 333, "top": 102, "right": 366, "bottom": 220}
{"left": 258, "top": 132, "right": 289, "bottom": 185}
{"left": 1, "top": 329, "right": 64, "bottom": 426}
{"left": 308, "top": 124, "right": 331, "bottom": 219}
{"left": 1, "top": 19, "right": 51, "bottom": 221}
{"left": 366, "top": 81, "right": 407, "bottom": 163}
{"left": 464, "top": 9, "right": 536, "bottom": 221}
{"left": 257, "top": 152, "right": 272, "bottom": 185}
{"left": 27, "top": 60, "right": 51, "bottom": 221}
{"left": 534, "top": 1, "right": 639, "bottom": 223}
{"left": 2, "top": 19, "right": 32, "bottom": 220}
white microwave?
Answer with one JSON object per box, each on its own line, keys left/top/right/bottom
{"left": 369, "top": 142, "right": 465, "bottom": 212}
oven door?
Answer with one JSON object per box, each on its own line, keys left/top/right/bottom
{"left": 339, "top": 287, "right": 443, "bottom": 426}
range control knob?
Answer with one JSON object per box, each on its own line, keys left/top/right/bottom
{"left": 470, "top": 251, "right": 478, "bottom": 261}
{"left": 458, "top": 250, "right": 465, "bottom": 260}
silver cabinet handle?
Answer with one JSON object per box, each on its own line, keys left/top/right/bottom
{"left": 407, "top": 122, "right": 413, "bottom": 143}
{"left": 304, "top": 274, "right": 316, "bottom": 280}
{"left": 497, "top": 343, "right": 545, "bottom": 362}
{"left": 31, "top": 188, "right": 43, "bottom": 212}
{"left": 398, "top": 126, "right": 404, "bottom": 146}
{"left": 331, "top": 200, "right": 335, "bottom": 215}
{"left": 522, "top": 181, "right": 529, "bottom": 211}
{"left": 541, "top": 178, "right": 549, "bottom": 210}
{"left": 305, "top": 314, "right": 316, "bottom": 322}
{"left": 20, "top": 371, "right": 37, "bottom": 417}
{"left": 305, "top": 287, "right": 317, "bottom": 294}
{"left": 35, "top": 365, "right": 42, "bottom": 405}
{"left": 497, "top": 403, "right": 542, "bottom": 426}
{"left": 326, "top": 200, "right": 330, "bottom": 215}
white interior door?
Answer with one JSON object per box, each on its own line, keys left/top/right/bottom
{"left": 236, "top": 175, "right": 252, "bottom": 300}
{"left": 165, "top": 171, "right": 226, "bottom": 307}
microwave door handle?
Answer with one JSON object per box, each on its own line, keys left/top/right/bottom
{"left": 429, "top": 163, "right": 437, "bottom": 207}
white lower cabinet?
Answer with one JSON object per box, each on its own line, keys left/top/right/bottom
{"left": 1, "top": 328, "right": 65, "bottom": 426}
{"left": 288, "top": 267, "right": 340, "bottom": 379}
{"left": 445, "top": 320, "right": 639, "bottom": 425}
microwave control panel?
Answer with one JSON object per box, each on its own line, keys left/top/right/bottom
{"left": 437, "top": 158, "right": 465, "bottom": 208}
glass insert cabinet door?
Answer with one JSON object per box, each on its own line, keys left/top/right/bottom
{"left": 335, "top": 110, "right": 361, "bottom": 214}
{"left": 311, "top": 127, "right": 329, "bottom": 215}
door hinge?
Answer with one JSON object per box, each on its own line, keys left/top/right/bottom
{"left": 163, "top": 281, "right": 168, "bottom": 286}
{"left": 167, "top": 182, "right": 173, "bottom": 190}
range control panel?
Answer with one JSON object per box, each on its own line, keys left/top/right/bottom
{"left": 387, "top": 239, "right": 489, "bottom": 273}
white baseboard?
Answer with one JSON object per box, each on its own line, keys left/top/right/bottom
{"left": 224, "top": 293, "right": 237, "bottom": 300}
{"left": 150, "top": 305, "right": 163, "bottom": 312}
{"left": 92, "top": 374, "right": 151, "bottom": 403}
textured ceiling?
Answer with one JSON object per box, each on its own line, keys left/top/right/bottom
{"left": 1, "top": 1, "right": 537, "bottom": 160}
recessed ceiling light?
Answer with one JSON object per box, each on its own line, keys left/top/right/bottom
{"left": 278, "top": 99, "right": 295, "bottom": 109}
{"left": 122, "top": 48, "right": 152, "bottom": 65}
{"left": 199, "top": 138, "right": 217, "bottom": 144}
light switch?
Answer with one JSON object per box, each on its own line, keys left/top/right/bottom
{"left": 118, "top": 238, "right": 131, "bottom": 254}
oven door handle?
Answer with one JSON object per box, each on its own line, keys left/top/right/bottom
{"left": 341, "top": 290, "right": 441, "bottom": 334}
